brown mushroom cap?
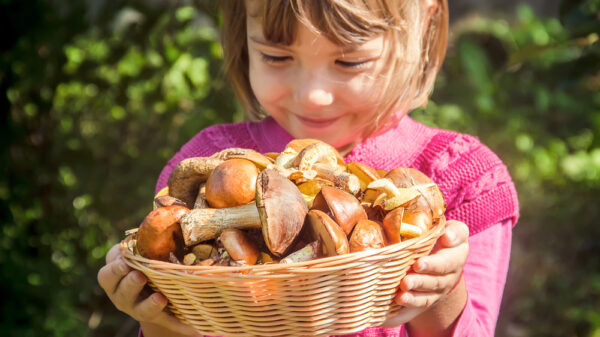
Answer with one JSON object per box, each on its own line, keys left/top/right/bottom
{"left": 136, "top": 205, "right": 189, "bottom": 261}
{"left": 382, "top": 208, "right": 431, "bottom": 243}
{"left": 256, "top": 168, "right": 309, "bottom": 256}
{"left": 218, "top": 229, "right": 260, "bottom": 265}
{"left": 349, "top": 219, "right": 386, "bottom": 253}
{"left": 305, "top": 209, "right": 349, "bottom": 257}
{"left": 168, "top": 157, "right": 223, "bottom": 208}
{"left": 384, "top": 168, "right": 446, "bottom": 218}
{"left": 205, "top": 158, "right": 259, "bottom": 208}
{"left": 211, "top": 148, "right": 273, "bottom": 169}
{"left": 311, "top": 186, "right": 367, "bottom": 235}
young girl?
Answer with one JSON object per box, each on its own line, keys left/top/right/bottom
{"left": 98, "top": 1, "right": 519, "bottom": 336}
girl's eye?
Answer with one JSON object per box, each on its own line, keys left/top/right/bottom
{"left": 260, "top": 53, "right": 292, "bottom": 64}
{"left": 335, "top": 60, "right": 371, "bottom": 69}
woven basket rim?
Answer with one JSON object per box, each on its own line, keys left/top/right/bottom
{"left": 120, "top": 216, "right": 445, "bottom": 275}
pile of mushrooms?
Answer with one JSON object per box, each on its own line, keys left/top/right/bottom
{"left": 131, "top": 139, "right": 446, "bottom": 267}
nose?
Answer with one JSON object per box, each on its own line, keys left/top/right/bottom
{"left": 294, "top": 72, "right": 334, "bottom": 109}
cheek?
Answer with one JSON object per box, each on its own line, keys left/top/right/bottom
{"left": 249, "top": 61, "right": 287, "bottom": 106}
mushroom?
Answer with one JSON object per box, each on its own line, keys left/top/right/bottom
{"left": 179, "top": 169, "right": 308, "bottom": 256}
{"left": 211, "top": 147, "right": 273, "bottom": 169}
{"left": 154, "top": 195, "right": 187, "bottom": 209}
{"left": 349, "top": 219, "right": 386, "bottom": 253}
{"left": 305, "top": 209, "right": 349, "bottom": 257}
{"left": 382, "top": 207, "right": 430, "bottom": 244}
{"left": 384, "top": 168, "right": 446, "bottom": 218}
{"left": 167, "top": 157, "right": 223, "bottom": 208}
{"left": 205, "top": 158, "right": 260, "bottom": 209}
{"left": 310, "top": 185, "right": 367, "bottom": 235}
{"left": 366, "top": 178, "right": 422, "bottom": 211}
{"left": 293, "top": 142, "right": 360, "bottom": 195}
{"left": 347, "top": 162, "right": 381, "bottom": 191}
{"left": 136, "top": 205, "right": 189, "bottom": 261}
{"left": 280, "top": 241, "right": 319, "bottom": 264}
{"left": 218, "top": 229, "right": 260, "bottom": 265}
{"left": 193, "top": 182, "right": 208, "bottom": 209}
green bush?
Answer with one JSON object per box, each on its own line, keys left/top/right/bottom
{"left": 412, "top": 2, "right": 600, "bottom": 336}
{"left": 1, "top": 1, "right": 598, "bottom": 336}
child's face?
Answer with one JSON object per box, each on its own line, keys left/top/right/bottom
{"left": 246, "top": 10, "right": 391, "bottom": 153}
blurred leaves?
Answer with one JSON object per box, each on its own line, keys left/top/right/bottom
{"left": 413, "top": 1, "right": 600, "bottom": 335}
{"left": 1, "top": 1, "right": 237, "bottom": 336}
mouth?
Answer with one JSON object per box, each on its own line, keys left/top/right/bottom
{"left": 295, "top": 114, "right": 340, "bottom": 128}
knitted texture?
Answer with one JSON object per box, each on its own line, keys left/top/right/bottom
{"left": 156, "top": 116, "right": 519, "bottom": 235}
{"left": 151, "top": 115, "right": 519, "bottom": 337}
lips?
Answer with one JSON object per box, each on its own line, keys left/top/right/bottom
{"left": 295, "top": 114, "right": 340, "bottom": 129}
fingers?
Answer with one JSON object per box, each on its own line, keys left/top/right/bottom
{"left": 134, "top": 293, "right": 169, "bottom": 321}
{"left": 106, "top": 243, "right": 122, "bottom": 264}
{"left": 395, "top": 290, "right": 441, "bottom": 308}
{"left": 399, "top": 273, "right": 457, "bottom": 293}
{"left": 412, "top": 241, "right": 468, "bottom": 275}
{"left": 113, "top": 270, "right": 148, "bottom": 310}
{"left": 98, "top": 257, "right": 131, "bottom": 295}
{"left": 438, "top": 220, "right": 469, "bottom": 248}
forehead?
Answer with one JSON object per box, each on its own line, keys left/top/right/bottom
{"left": 243, "top": 0, "right": 392, "bottom": 47}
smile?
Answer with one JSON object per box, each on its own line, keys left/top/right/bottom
{"left": 295, "top": 115, "right": 340, "bottom": 128}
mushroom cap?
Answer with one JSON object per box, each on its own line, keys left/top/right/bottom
{"left": 306, "top": 210, "right": 349, "bottom": 257}
{"left": 349, "top": 219, "right": 386, "bottom": 253}
{"left": 168, "top": 157, "right": 223, "bottom": 208}
{"left": 205, "top": 158, "right": 259, "bottom": 208}
{"left": 311, "top": 186, "right": 367, "bottom": 235}
{"left": 136, "top": 205, "right": 189, "bottom": 261}
{"left": 255, "top": 169, "right": 308, "bottom": 256}
{"left": 385, "top": 168, "right": 446, "bottom": 218}
{"left": 211, "top": 148, "right": 273, "bottom": 169}
{"left": 293, "top": 141, "right": 344, "bottom": 171}
{"left": 382, "top": 207, "right": 428, "bottom": 242}
{"left": 218, "top": 229, "right": 260, "bottom": 265}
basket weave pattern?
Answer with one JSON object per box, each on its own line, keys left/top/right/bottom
{"left": 121, "top": 217, "right": 444, "bottom": 337}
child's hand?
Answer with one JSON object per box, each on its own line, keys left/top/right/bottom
{"left": 381, "top": 220, "right": 469, "bottom": 327}
{"left": 97, "top": 244, "right": 198, "bottom": 336}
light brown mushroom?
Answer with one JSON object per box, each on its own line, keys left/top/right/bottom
{"left": 311, "top": 185, "right": 367, "bottom": 235}
{"left": 153, "top": 195, "right": 187, "bottom": 209}
{"left": 382, "top": 207, "right": 430, "bottom": 244}
{"left": 167, "top": 157, "right": 223, "bottom": 208}
{"left": 349, "top": 219, "right": 386, "bottom": 253}
{"left": 205, "top": 158, "right": 259, "bottom": 209}
{"left": 305, "top": 210, "right": 349, "bottom": 257}
{"left": 280, "top": 241, "right": 319, "bottom": 264}
{"left": 179, "top": 169, "right": 308, "bottom": 256}
{"left": 193, "top": 182, "right": 208, "bottom": 209}
{"left": 347, "top": 161, "right": 381, "bottom": 191}
{"left": 384, "top": 168, "right": 446, "bottom": 218}
{"left": 136, "top": 205, "right": 189, "bottom": 261}
{"left": 293, "top": 142, "right": 360, "bottom": 194}
{"left": 218, "top": 229, "right": 260, "bottom": 265}
{"left": 211, "top": 147, "right": 273, "bottom": 169}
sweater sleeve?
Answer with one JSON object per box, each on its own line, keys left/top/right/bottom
{"left": 448, "top": 219, "right": 513, "bottom": 337}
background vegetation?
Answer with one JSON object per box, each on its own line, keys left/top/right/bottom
{"left": 1, "top": 0, "right": 598, "bottom": 336}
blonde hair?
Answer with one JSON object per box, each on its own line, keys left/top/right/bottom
{"left": 220, "top": 0, "right": 448, "bottom": 138}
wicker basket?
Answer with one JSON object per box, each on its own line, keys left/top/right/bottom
{"left": 120, "top": 216, "right": 445, "bottom": 337}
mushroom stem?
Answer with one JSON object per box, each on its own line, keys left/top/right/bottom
{"left": 180, "top": 203, "right": 261, "bottom": 246}
{"left": 313, "top": 163, "right": 360, "bottom": 195}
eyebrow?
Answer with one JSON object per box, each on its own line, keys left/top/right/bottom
{"left": 249, "top": 35, "right": 381, "bottom": 57}
{"left": 249, "top": 36, "right": 292, "bottom": 50}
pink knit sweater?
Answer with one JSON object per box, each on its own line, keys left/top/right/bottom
{"left": 148, "top": 116, "right": 519, "bottom": 337}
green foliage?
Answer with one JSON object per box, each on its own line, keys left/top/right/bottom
{"left": 412, "top": 1, "right": 600, "bottom": 336}
{"left": 1, "top": 0, "right": 598, "bottom": 336}
{"left": 1, "top": 1, "right": 239, "bottom": 336}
